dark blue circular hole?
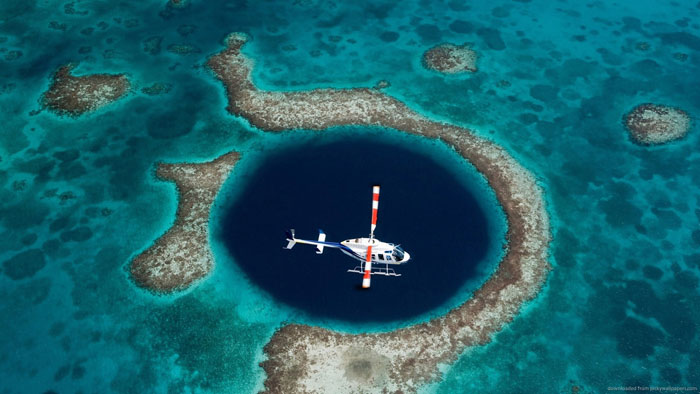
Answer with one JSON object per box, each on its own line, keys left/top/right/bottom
{"left": 219, "top": 132, "right": 497, "bottom": 323}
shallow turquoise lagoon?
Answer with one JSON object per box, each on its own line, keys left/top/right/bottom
{"left": 0, "top": 0, "right": 699, "bottom": 393}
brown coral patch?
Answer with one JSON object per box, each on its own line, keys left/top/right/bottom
{"left": 42, "top": 64, "right": 130, "bottom": 116}
{"left": 625, "top": 103, "right": 691, "bottom": 145}
{"left": 422, "top": 43, "right": 478, "bottom": 74}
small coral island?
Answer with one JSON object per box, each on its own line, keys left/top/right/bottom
{"left": 422, "top": 43, "right": 478, "bottom": 74}
{"left": 625, "top": 103, "right": 691, "bottom": 145}
{"left": 42, "top": 64, "right": 130, "bottom": 116}
{"left": 130, "top": 152, "right": 240, "bottom": 293}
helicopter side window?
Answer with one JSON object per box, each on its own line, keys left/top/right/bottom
{"left": 378, "top": 254, "right": 384, "bottom": 260}
{"left": 385, "top": 255, "right": 392, "bottom": 261}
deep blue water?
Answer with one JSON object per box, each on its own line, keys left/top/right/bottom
{"left": 1, "top": 0, "right": 699, "bottom": 393}
{"left": 220, "top": 132, "right": 493, "bottom": 323}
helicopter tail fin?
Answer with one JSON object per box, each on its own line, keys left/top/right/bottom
{"left": 283, "top": 229, "right": 296, "bottom": 250}
{"left": 315, "top": 229, "right": 327, "bottom": 254}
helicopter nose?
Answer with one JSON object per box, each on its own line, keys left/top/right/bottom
{"left": 402, "top": 251, "right": 411, "bottom": 262}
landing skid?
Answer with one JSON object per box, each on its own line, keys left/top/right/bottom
{"left": 348, "top": 264, "right": 401, "bottom": 277}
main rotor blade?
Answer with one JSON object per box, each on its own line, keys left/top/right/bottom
{"left": 370, "top": 185, "right": 380, "bottom": 239}
{"left": 362, "top": 245, "right": 372, "bottom": 289}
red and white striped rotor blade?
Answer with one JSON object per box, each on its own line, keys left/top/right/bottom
{"left": 370, "top": 185, "right": 380, "bottom": 238}
{"left": 362, "top": 245, "right": 372, "bottom": 289}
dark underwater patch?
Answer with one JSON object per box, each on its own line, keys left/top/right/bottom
{"left": 519, "top": 113, "right": 538, "bottom": 125}
{"left": 642, "top": 265, "right": 663, "bottom": 280}
{"left": 621, "top": 17, "right": 642, "bottom": 32}
{"left": 692, "top": 229, "right": 700, "bottom": 245}
{"left": 545, "top": 58, "right": 597, "bottom": 85}
{"left": 657, "top": 293, "right": 695, "bottom": 352}
{"left": 379, "top": 31, "right": 399, "bottom": 42}
{"left": 529, "top": 84, "right": 559, "bottom": 102}
{"left": 651, "top": 208, "right": 682, "bottom": 229}
{"left": 60, "top": 226, "right": 93, "bottom": 242}
{"left": 630, "top": 59, "right": 662, "bottom": 79}
{"left": 661, "top": 367, "right": 682, "bottom": 385}
{"left": 2, "top": 248, "right": 46, "bottom": 280}
{"left": 71, "top": 362, "right": 86, "bottom": 380}
{"left": 448, "top": 1, "right": 470, "bottom": 11}
{"left": 597, "top": 195, "right": 642, "bottom": 228}
{"left": 5, "top": 277, "right": 51, "bottom": 308}
{"left": 449, "top": 20, "right": 474, "bottom": 34}
{"left": 142, "top": 36, "right": 163, "bottom": 55}
{"left": 12, "top": 155, "right": 55, "bottom": 180}
{"left": 491, "top": 6, "right": 510, "bottom": 18}
{"left": 49, "top": 321, "right": 66, "bottom": 337}
{"left": 675, "top": 270, "right": 698, "bottom": 289}
{"left": 53, "top": 149, "right": 80, "bottom": 162}
{"left": 21, "top": 233, "right": 38, "bottom": 246}
{"left": 623, "top": 373, "right": 652, "bottom": 389}
{"left": 416, "top": 24, "right": 441, "bottom": 42}
{"left": 477, "top": 28, "right": 506, "bottom": 50}
{"left": 49, "top": 217, "right": 70, "bottom": 234}
{"left": 41, "top": 239, "right": 63, "bottom": 258}
{"left": 0, "top": 0, "right": 37, "bottom": 22}
{"left": 366, "top": 3, "right": 396, "bottom": 19}
{"left": 53, "top": 365, "right": 70, "bottom": 381}
{"left": 147, "top": 109, "right": 195, "bottom": 139}
{"left": 616, "top": 317, "right": 663, "bottom": 358}
{"left": 597, "top": 48, "right": 624, "bottom": 66}
{"left": 657, "top": 32, "right": 700, "bottom": 50}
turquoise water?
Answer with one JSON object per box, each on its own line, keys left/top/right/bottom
{"left": 1, "top": 0, "right": 699, "bottom": 393}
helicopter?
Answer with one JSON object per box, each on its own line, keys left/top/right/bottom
{"left": 283, "top": 185, "right": 411, "bottom": 289}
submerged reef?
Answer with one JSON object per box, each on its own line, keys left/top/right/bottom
{"left": 624, "top": 103, "right": 691, "bottom": 145}
{"left": 42, "top": 64, "right": 130, "bottom": 116}
{"left": 168, "top": 0, "right": 188, "bottom": 8}
{"left": 130, "top": 152, "right": 240, "bottom": 293}
{"left": 422, "top": 43, "right": 478, "bottom": 73}
{"left": 140, "top": 82, "right": 172, "bottom": 96}
{"left": 206, "top": 33, "right": 551, "bottom": 393}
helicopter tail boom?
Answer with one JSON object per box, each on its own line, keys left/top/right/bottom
{"left": 283, "top": 229, "right": 342, "bottom": 252}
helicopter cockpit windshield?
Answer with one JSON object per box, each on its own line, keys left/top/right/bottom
{"left": 392, "top": 245, "right": 405, "bottom": 261}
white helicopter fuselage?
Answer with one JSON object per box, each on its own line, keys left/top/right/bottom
{"left": 339, "top": 237, "right": 410, "bottom": 265}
